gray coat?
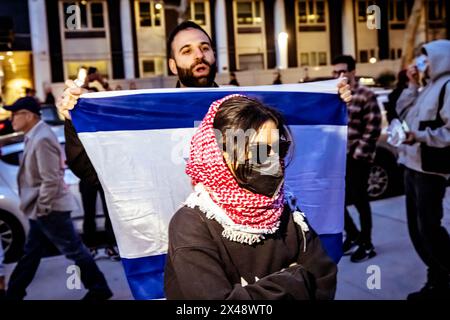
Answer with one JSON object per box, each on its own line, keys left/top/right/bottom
{"left": 396, "top": 39, "right": 450, "bottom": 178}
{"left": 18, "top": 121, "right": 77, "bottom": 219}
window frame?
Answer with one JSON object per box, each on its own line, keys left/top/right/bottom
{"left": 299, "top": 52, "right": 327, "bottom": 67}
{"left": 188, "top": 1, "right": 208, "bottom": 26}
{"left": 237, "top": 53, "right": 265, "bottom": 71}
{"left": 64, "top": 60, "right": 110, "bottom": 80}
{"left": 297, "top": 0, "right": 327, "bottom": 26}
{"left": 359, "top": 50, "right": 369, "bottom": 63}
{"left": 296, "top": 0, "right": 328, "bottom": 32}
{"left": 235, "top": 0, "right": 263, "bottom": 26}
{"left": 357, "top": 0, "right": 377, "bottom": 23}
{"left": 140, "top": 57, "right": 165, "bottom": 77}
{"left": 426, "top": 0, "right": 446, "bottom": 29}
{"left": 388, "top": 0, "right": 413, "bottom": 28}
{"left": 137, "top": 0, "right": 164, "bottom": 29}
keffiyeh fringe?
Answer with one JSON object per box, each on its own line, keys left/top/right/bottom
{"left": 185, "top": 184, "right": 309, "bottom": 246}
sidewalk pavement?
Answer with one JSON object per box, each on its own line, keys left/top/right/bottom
{"left": 3, "top": 189, "right": 449, "bottom": 300}
{"left": 336, "top": 188, "right": 450, "bottom": 300}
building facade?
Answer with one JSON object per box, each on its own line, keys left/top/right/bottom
{"left": 0, "top": 0, "right": 449, "bottom": 102}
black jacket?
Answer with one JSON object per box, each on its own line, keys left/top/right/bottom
{"left": 64, "top": 119, "right": 100, "bottom": 186}
{"left": 165, "top": 205, "right": 337, "bottom": 300}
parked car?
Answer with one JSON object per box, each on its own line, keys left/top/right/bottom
{"left": 1, "top": 104, "right": 63, "bottom": 136}
{"left": 303, "top": 79, "right": 404, "bottom": 200}
{"left": 0, "top": 125, "right": 105, "bottom": 263}
{"left": 0, "top": 119, "right": 14, "bottom": 136}
{"left": 304, "top": 79, "right": 403, "bottom": 200}
{"left": 40, "top": 104, "right": 65, "bottom": 126}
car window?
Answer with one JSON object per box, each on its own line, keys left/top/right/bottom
{"left": 41, "top": 105, "right": 64, "bottom": 125}
{"left": 0, "top": 142, "right": 66, "bottom": 166}
{"left": 0, "top": 143, "right": 25, "bottom": 166}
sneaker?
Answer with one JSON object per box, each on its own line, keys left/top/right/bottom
{"left": 342, "top": 237, "right": 359, "bottom": 255}
{"left": 82, "top": 288, "right": 113, "bottom": 301}
{"left": 350, "top": 243, "right": 376, "bottom": 262}
{"left": 105, "top": 247, "right": 120, "bottom": 262}
{"left": 407, "top": 283, "right": 450, "bottom": 300}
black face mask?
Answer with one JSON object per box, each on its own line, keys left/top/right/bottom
{"left": 236, "top": 158, "right": 284, "bottom": 198}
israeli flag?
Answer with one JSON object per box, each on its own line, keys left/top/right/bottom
{"left": 70, "top": 80, "right": 348, "bottom": 300}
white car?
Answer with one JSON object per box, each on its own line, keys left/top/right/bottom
{"left": 367, "top": 87, "right": 404, "bottom": 200}
{"left": 0, "top": 125, "right": 105, "bottom": 262}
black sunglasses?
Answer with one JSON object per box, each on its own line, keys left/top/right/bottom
{"left": 248, "top": 140, "right": 291, "bottom": 164}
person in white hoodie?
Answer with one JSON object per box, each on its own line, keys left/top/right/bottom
{"left": 396, "top": 39, "right": 450, "bottom": 300}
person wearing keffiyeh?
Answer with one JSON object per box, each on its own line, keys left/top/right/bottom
{"left": 164, "top": 94, "right": 337, "bottom": 300}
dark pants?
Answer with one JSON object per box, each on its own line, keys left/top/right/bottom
{"left": 404, "top": 167, "right": 450, "bottom": 287}
{"left": 344, "top": 157, "right": 373, "bottom": 245}
{"left": 79, "top": 180, "right": 116, "bottom": 248}
{"left": 6, "top": 211, "right": 110, "bottom": 300}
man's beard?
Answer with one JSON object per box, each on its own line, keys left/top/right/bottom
{"left": 177, "top": 58, "right": 217, "bottom": 87}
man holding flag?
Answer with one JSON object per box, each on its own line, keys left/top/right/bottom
{"left": 57, "top": 21, "right": 353, "bottom": 299}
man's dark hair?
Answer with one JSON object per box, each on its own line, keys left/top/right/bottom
{"left": 332, "top": 55, "right": 356, "bottom": 72}
{"left": 88, "top": 67, "right": 98, "bottom": 75}
{"left": 167, "top": 21, "right": 213, "bottom": 58}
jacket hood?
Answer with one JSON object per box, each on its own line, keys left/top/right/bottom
{"left": 423, "top": 39, "right": 450, "bottom": 81}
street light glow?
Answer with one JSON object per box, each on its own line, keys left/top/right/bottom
{"left": 278, "top": 32, "right": 288, "bottom": 42}
{"left": 369, "top": 57, "right": 377, "bottom": 64}
{"left": 277, "top": 32, "right": 289, "bottom": 69}
{"left": 155, "top": 3, "right": 162, "bottom": 10}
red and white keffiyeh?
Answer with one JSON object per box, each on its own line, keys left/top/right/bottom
{"left": 184, "top": 94, "right": 285, "bottom": 245}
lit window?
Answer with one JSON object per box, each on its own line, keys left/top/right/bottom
{"left": 300, "top": 52, "right": 327, "bottom": 66}
{"left": 143, "top": 60, "right": 155, "bottom": 73}
{"left": 359, "top": 50, "right": 369, "bottom": 63}
{"left": 357, "top": 0, "right": 376, "bottom": 22}
{"left": 300, "top": 53, "right": 309, "bottom": 66}
{"left": 91, "top": 3, "right": 104, "bottom": 28}
{"left": 236, "top": 1, "right": 262, "bottom": 26}
{"left": 154, "top": 2, "right": 162, "bottom": 26}
{"left": 66, "top": 60, "right": 109, "bottom": 79}
{"left": 238, "top": 54, "right": 264, "bottom": 70}
{"left": 389, "top": 0, "right": 411, "bottom": 23}
{"left": 138, "top": 1, "right": 164, "bottom": 28}
{"left": 139, "top": 2, "right": 151, "bottom": 26}
{"left": 310, "top": 52, "right": 317, "bottom": 66}
{"left": 297, "top": 0, "right": 326, "bottom": 25}
{"left": 141, "top": 57, "right": 165, "bottom": 76}
{"left": 188, "top": 1, "right": 207, "bottom": 26}
{"left": 63, "top": 1, "right": 105, "bottom": 31}
{"left": 318, "top": 52, "right": 327, "bottom": 66}
{"left": 427, "top": 0, "right": 446, "bottom": 24}
{"left": 297, "top": 0, "right": 327, "bottom": 31}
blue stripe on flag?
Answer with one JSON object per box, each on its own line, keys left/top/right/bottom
{"left": 121, "top": 254, "right": 166, "bottom": 300}
{"left": 318, "top": 233, "right": 343, "bottom": 263}
{"left": 72, "top": 91, "right": 346, "bottom": 133}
